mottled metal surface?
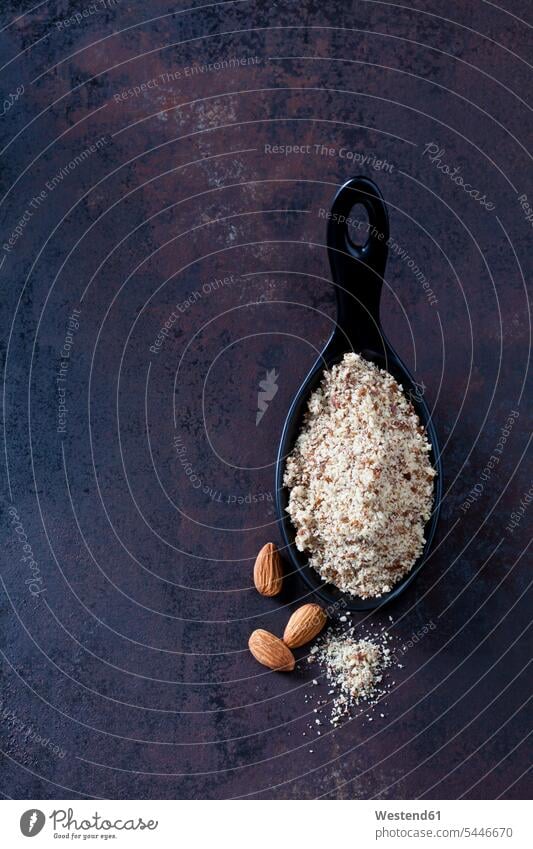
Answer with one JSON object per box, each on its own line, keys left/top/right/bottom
{"left": 0, "top": 0, "right": 531, "bottom": 799}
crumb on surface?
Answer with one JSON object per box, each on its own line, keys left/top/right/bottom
{"left": 313, "top": 629, "right": 392, "bottom": 725}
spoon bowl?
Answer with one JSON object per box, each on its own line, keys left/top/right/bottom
{"left": 275, "top": 177, "right": 442, "bottom": 611}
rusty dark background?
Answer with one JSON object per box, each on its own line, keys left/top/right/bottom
{"left": 0, "top": 0, "right": 531, "bottom": 800}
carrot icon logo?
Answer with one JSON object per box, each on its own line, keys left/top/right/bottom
{"left": 20, "top": 809, "right": 45, "bottom": 837}
{"left": 256, "top": 368, "right": 279, "bottom": 425}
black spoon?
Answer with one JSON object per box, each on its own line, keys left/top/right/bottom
{"left": 275, "top": 176, "right": 442, "bottom": 611}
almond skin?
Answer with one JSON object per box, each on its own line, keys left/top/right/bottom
{"left": 248, "top": 629, "right": 295, "bottom": 671}
{"left": 253, "top": 542, "right": 283, "bottom": 596}
{"left": 283, "top": 604, "right": 328, "bottom": 648}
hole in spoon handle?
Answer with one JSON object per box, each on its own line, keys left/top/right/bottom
{"left": 327, "top": 176, "right": 390, "bottom": 353}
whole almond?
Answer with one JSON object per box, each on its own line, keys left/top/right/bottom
{"left": 248, "top": 629, "right": 295, "bottom": 672}
{"left": 253, "top": 542, "right": 283, "bottom": 596}
{"left": 283, "top": 603, "right": 328, "bottom": 648}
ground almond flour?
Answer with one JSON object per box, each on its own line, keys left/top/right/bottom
{"left": 308, "top": 623, "right": 394, "bottom": 727}
{"left": 284, "top": 353, "right": 435, "bottom": 598}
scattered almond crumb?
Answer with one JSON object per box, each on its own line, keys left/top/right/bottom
{"left": 318, "top": 635, "right": 389, "bottom": 724}
{"left": 308, "top": 621, "right": 395, "bottom": 726}
{"left": 284, "top": 353, "right": 435, "bottom": 598}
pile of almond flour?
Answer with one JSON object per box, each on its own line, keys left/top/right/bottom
{"left": 284, "top": 352, "right": 435, "bottom": 598}
{"left": 308, "top": 623, "right": 394, "bottom": 727}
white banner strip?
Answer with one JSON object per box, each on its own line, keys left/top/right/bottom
{"left": 2, "top": 799, "right": 529, "bottom": 847}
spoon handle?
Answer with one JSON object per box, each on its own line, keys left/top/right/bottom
{"left": 327, "top": 176, "right": 390, "bottom": 353}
